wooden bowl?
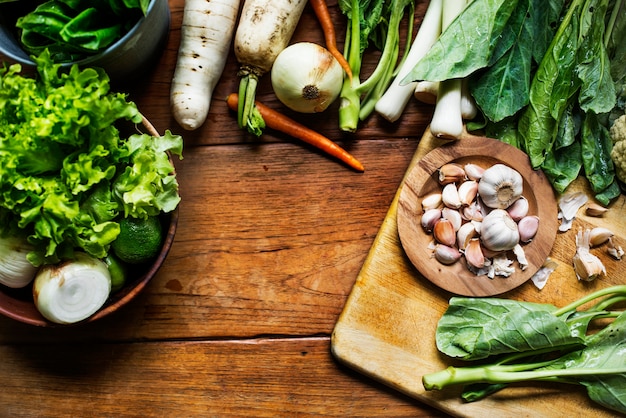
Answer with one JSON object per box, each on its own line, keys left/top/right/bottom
{"left": 0, "top": 116, "right": 178, "bottom": 327}
{"left": 397, "top": 134, "right": 558, "bottom": 297}
{"left": 0, "top": 209, "right": 178, "bottom": 327}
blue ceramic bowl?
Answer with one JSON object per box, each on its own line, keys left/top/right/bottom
{"left": 0, "top": 0, "right": 170, "bottom": 82}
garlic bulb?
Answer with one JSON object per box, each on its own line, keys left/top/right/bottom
{"left": 478, "top": 164, "right": 523, "bottom": 209}
{"left": 271, "top": 42, "right": 343, "bottom": 113}
{"left": 480, "top": 209, "right": 520, "bottom": 251}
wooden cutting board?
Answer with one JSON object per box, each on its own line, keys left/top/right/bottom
{"left": 331, "top": 128, "right": 626, "bottom": 418}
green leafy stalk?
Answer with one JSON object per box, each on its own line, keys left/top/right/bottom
{"left": 337, "top": 0, "right": 415, "bottom": 132}
{"left": 424, "top": 286, "right": 626, "bottom": 414}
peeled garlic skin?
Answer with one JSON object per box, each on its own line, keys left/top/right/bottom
{"left": 271, "top": 42, "right": 343, "bottom": 113}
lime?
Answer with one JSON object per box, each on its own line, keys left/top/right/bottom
{"left": 112, "top": 216, "right": 163, "bottom": 264}
{"left": 104, "top": 253, "right": 128, "bottom": 292}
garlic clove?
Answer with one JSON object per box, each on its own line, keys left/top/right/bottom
{"left": 433, "top": 218, "right": 456, "bottom": 247}
{"left": 434, "top": 244, "right": 462, "bottom": 265}
{"left": 421, "top": 208, "right": 442, "bottom": 231}
{"left": 456, "top": 222, "right": 476, "bottom": 250}
{"left": 464, "top": 163, "right": 485, "bottom": 181}
{"left": 438, "top": 163, "right": 466, "bottom": 185}
{"left": 464, "top": 238, "right": 485, "bottom": 269}
{"left": 461, "top": 201, "right": 484, "bottom": 222}
{"left": 441, "top": 183, "right": 462, "bottom": 209}
{"left": 588, "top": 227, "right": 614, "bottom": 247}
{"left": 477, "top": 164, "right": 524, "bottom": 209}
{"left": 457, "top": 180, "right": 478, "bottom": 206}
{"left": 573, "top": 229, "right": 606, "bottom": 282}
{"left": 518, "top": 215, "right": 539, "bottom": 243}
{"left": 421, "top": 193, "right": 442, "bottom": 211}
{"left": 442, "top": 207, "right": 462, "bottom": 231}
{"left": 507, "top": 196, "right": 529, "bottom": 221}
{"left": 585, "top": 202, "right": 608, "bottom": 217}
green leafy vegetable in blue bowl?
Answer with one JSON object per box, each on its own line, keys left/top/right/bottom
{"left": 15, "top": 0, "right": 151, "bottom": 62}
{"left": 0, "top": 0, "right": 169, "bottom": 82}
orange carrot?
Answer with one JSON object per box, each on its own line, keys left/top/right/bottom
{"left": 226, "top": 93, "right": 364, "bottom": 172}
{"left": 309, "top": 0, "right": 353, "bottom": 80}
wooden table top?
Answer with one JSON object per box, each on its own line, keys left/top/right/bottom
{"left": 0, "top": 1, "right": 449, "bottom": 416}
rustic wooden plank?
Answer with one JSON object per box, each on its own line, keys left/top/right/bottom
{"left": 0, "top": 337, "right": 445, "bottom": 417}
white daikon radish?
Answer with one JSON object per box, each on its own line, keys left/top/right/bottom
{"left": 234, "top": 0, "right": 308, "bottom": 135}
{"left": 170, "top": 0, "right": 242, "bottom": 130}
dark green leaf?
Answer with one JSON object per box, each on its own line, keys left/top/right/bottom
{"left": 403, "top": 0, "right": 520, "bottom": 83}
{"left": 582, "top": 112, "right": 615, "bottom": 192}
{"left": 518, "top": 2, "right": 582, "bottom": 168}
{"left": 576, "top": 0, "right": 616, "bottom": 114}
{"left": 541, "top": 141, "right": 583, "bottom": 193}
{"left": 435, "top": 297, "right": 583, "bottom": 360}
{"left": 542, "top": 312, "right": 626, "bottom": 414}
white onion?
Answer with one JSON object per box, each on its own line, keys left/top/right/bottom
{"left": 271, "top": 42, "right": 343, "bottom": 113}
{"left": 0, "top": 235, "right": 38, "bottom": 288}
{"left": 33, "top": 252, "right": 111, "bottom": 324}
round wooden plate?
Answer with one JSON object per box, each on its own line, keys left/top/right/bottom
{"left": 397, "top": 135, "right": 558, "bottom": 297}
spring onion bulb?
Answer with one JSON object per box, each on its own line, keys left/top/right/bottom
{"left": 33, "top": 252, "right": 112, "bottom": 324}
{"left": 429, "top": 0, "right": 468, "bottom": 139}
{"left": 374, "top": 0, "right": 443, "bottom": 122}
{"left": 271, "top": 42, "right": 344, "bottom": 113}
{"left": 0, "top": 235, "right": 38, "bottom": 289}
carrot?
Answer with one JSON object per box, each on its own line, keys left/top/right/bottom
{"left": 226, "top": 93, "right": 364, "bottom": 172}
{"left": 234, "top": 0, "right": 308, "bottom": 134}
{"left": 170, "top": 0, "right": 241, "bottom": 131}
{"left": 309, "top": 0, "right": 353, "bottom": 80}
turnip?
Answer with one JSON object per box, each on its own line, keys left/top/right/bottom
{"left": 170, "top": 0, "right": 241, "bottom": 131}
{"left": 234, "top": 0, "right": 308, "bottom": 135}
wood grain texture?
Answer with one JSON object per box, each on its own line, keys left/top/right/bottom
{"left": 0, "top": 0, "right": 447, "bottom": 416}
{"left": 0, "top": 338, "right": 430, "bottom": 417}
{"left": 332, "top": 129, "right": 626, "bottom": 418}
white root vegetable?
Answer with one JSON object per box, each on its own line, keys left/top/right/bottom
{"left": 33, "top": 252, "right": 112, "bottom": 324}
{"left": 170, "top": 0, "right": 241, "bottom": 131}
{"left": 374, "top": 0, "right": 443, "bottom": 122}
{"left": 0, "top": 235, "right": 37, "bottom": 289}
{"left": 430, "top": 0, "right": 467, "bottom": 139}
{"left": 414, "top": 80, "right": 439, "bottom": 104}
{"left": 234, "top": 0, "right": 308, "bottom": 133}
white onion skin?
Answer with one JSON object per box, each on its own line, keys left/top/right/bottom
{"left": 33, "top": 252, "right": 111, "bottom": 324}
{"left": 271, "top": 42, "right": 344, "bottom": 113}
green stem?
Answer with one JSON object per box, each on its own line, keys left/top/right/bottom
{"left": 423, "top": 364, "right": 626, "bottom": 391}
{"left": 554, "top": 285, "right": 626, "bottom": 316}
{"left": 237, "top": 72, "right": 261, "bottom": 136}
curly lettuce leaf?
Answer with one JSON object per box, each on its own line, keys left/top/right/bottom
{"left": 113, "top": 131, "right": 183, "bottom": 219}
{"left": 0, "top": 51, "right": 181, "bottom": 266}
